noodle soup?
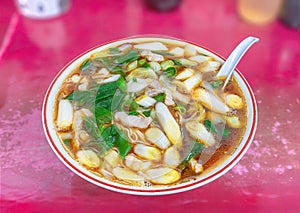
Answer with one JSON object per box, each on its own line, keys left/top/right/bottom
{"left": 43, "top": 37, "right": 257, "bottom": 195}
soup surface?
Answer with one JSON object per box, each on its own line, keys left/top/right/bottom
{"left": 54, "top": 40, "right": 247, "bottom": 186}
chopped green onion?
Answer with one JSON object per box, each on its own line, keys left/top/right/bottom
{"left": 222, "top": 128, "right": 229, "bottom": 137}
{"left": 109, "top": 47, "right": 119, "bottom": 54}
{"left": 175, "top": 104, "right": 186, "bottom": 114}
{"left": 93, "top": 81, "right": 127, "bottom": 123}
{"left": 127, "top": 60, "right": 138, "bottom": 71}
{"left": 143, "top": 63, "right": 151, "bottom": 68}
{"left": 200, "top": 52, "right": 209, "bottom": 57}
{"left": 121, "top": 99, "right": 139, "bottom": 113}
{"left": 121, "top": 99, "right": 132, "bottom": 111}
{"left": 204, "top": 120, "right": 218, "bottom": 133}
{"left": 210, "top": 81, "right": 223, "bottom": 88}
{"left": 132, "top": 77, "right": 137, "bottom": 82}
{"left": 160, "top": 60, "right": 175, "bottom": 70}
{"left": 130, "top": 101, "right": 139, "bottom": 111}
{"left": 95, "top": 81, "right": 118, "bottom": 104}
{"left": 94, "top": 105, "right": 112, "bottom": 124}
{"left": 110, "top": 66, "right": 126, "bottom": 75}
{"left": 95, "top": 98, "right": 113, "bottom": 112}
{"left": 204, "top": 119, "right": 230, "bottom": 137}
{"left": 96, "top": 57, "right": 115, "bottom": 70}
{"left": 180, "top": 142, "right": 204, "bottom": 168}
{"left": 64, "top": 90, "right": 95, "bottom": 107}
{"left": 116, "top": 76, "right": 127, "bottom": 92}
{"left": 114, "top": 50, "right": 139, "bottom": 65}
{"left": 111, "top": 89, "right": 126, "bottom": 112}
{"left": 115, "top": 130, "right": 131, "bottom": 158}
{"left": 142, "top": 110, "right": 151, "bottom": 117}
{"left": 151, "top": 51, "right": 174, "bottom": 56}
{"left": 98, "top": 125, "right": 106, "bottom": 135}
{"left": 63, "top": 139, "right": 71, "bottom": 147}
{"left": 95, "top": 57, "right": 126, "bottom": 75}
{"left": 85, "top": 124, "right": 131, "bottom": 158}
{"left": 173, "top": 59, "right": 183, "bottom": 66}
{"left": 129, "top": 93, "right": 136, "bottom": 99}
{"left": 128, "top": 111, "right": 139, "bottom": 115}
{"left": 101, "top": 124, "right": 118, "bottom": 150}
{"left": 80, "top": 59, "right": 93, "bottom": 73}
{"left": 138, "top": 58, "right": 147, "bottom": 66}
{"left": 153, "top": 93, "right": 166, "bottom": 102}
{"left": 164, "top": 67, "right": 177, "bottom": 77}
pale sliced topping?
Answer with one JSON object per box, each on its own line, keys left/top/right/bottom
{"left": 155, "top": 102, "right": 183, "bottom": 147}
{"left": 172, "top": 91, "right": 190, "bottom": 105}
{"left": 59, "top": 132, "right": 73, "bottom": 140}
{"left": 76, "top": 149, "right": 100, "bottom": 168}
{"left": 73, "top": 110, "right": 84, "bottom": 149}
{"left": 163, "top": 88, "right": 175, "bottom": 106}
{"left": 199, "top": 61, "right": 222, "bottom": 73}
{"left": 134, "top": 144, "right": 162, "bottom": 161}
{"left": 134, "top": 42, "right": 168, "bottom": 51}
{"left": 185, "top": 120, "right": 216, "bottom": 146}
{"left": 126, "top": 67, "right": 158, "bottom": 80}
{"left": 188, "top": 158, "right": 204, "bottom": 174}
{"left": 175, "top": 68, "right": 194, "bottom": 80}
{"left": 127, "top": 78, "right": 149, "bottom": 93}
{"left": 170, "top": 47, "right": 184, "bottom": 57}
{"left": 104, "top": 149, "right": 120, "bottom": 167}
{"left": 206, "top": 111, "right": 226, "bottom": 125}
{"left": 183, "top": 74, "right": 202, "bottom": 92}
{"left": 149, "top": 61, "right": 161, "bottom": 72}
{"left": 124, "top": 154, "right": 152, "bottom": 171}
{"left": 78, "top": 77, "right": 89, "bottom": 91}
{"left": 81, "top": 108, "right": 93, "bottom": 117}
{"left": 184, "top": 45, "right": 197, "bottom": 57}
{"left": 189, "top": 55, "right": 209, "bottom": 63}
{"left": 193, "top": 88, "right": 231, "bottom": 114}
{"left": 118, "top": 43, "right": 132, "bottom": 52}
{"left": 112, "top": 167, "right": 144, "bottom": 185}
{"left": 145, "top": 168, "right": 180, "bottom": 185}
{"left": 71, "top": 74, "right": 81, "bottom": 83}
{"left": 225, "top": 94, "right": 243, "bottom": 109}
{"left": 127, "top": 60, "right": 138, "bottom": 71}
{"left": 145, "top": 127, "right": 171, "bottom": 149}
{"left": 225, "top": 116, "right": 242, "bottom": 128}
{"left": 78, "top": 130, "right": 89, "bottom": 142}
{"left": 97, "top": 74, "right": 120, "bottom": 84}
{"left": 163, "top": 146, "right": 181, "bottom": 168}
{"left": 141, "top": 50, "right": 165, "bottom": 61}
{"left": 135, "top": 95, "right": 157, "bottom": 108}
{"left": 114, "top": 112, "right": 152, "bottom": 129}
{"left": 145, "top": 88, "right": 164, "bottom": 97}
{"left": 177, "top": 58, "right": 198, "bottom": 67}
{"left": 56, "top": 99, "right": 73, "bottom": 131}
{"left": 91, "top": 68, "right": 110, "bottom": 79}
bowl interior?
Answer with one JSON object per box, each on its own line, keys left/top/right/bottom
{"left": 42, "top": 36, "right": 257, "bottom": 195}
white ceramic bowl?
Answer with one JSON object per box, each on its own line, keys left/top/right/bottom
{"left": 42, "top": 36, "right": 257, "bottom": 195}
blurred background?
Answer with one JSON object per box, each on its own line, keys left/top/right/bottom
{"left": 1, "top": 0, "right": 300, "bottom": 212}
{"left": 1, "top": 0, "right": 300, "bottom": 87}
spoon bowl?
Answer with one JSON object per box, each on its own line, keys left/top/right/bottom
{"left": 217, "top": 36, "right": 259, "bottom": 88}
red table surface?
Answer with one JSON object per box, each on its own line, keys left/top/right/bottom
{"left": 1, "top": 0, "right": 300, "bottom": 212}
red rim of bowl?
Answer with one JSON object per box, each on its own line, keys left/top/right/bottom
{"left": 42, "top": 35, "right": 257, "bottom": 195}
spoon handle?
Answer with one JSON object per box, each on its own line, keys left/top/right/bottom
{"left": 217, "top": 36, "right": 259, "bottom": 88}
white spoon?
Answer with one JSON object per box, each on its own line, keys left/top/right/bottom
{"left": 216, "top": 36, "right": 259, "bottom": 89}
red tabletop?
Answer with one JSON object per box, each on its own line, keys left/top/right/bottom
{"left": 1, "top": 0, "right": 300, "bottom": 212}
